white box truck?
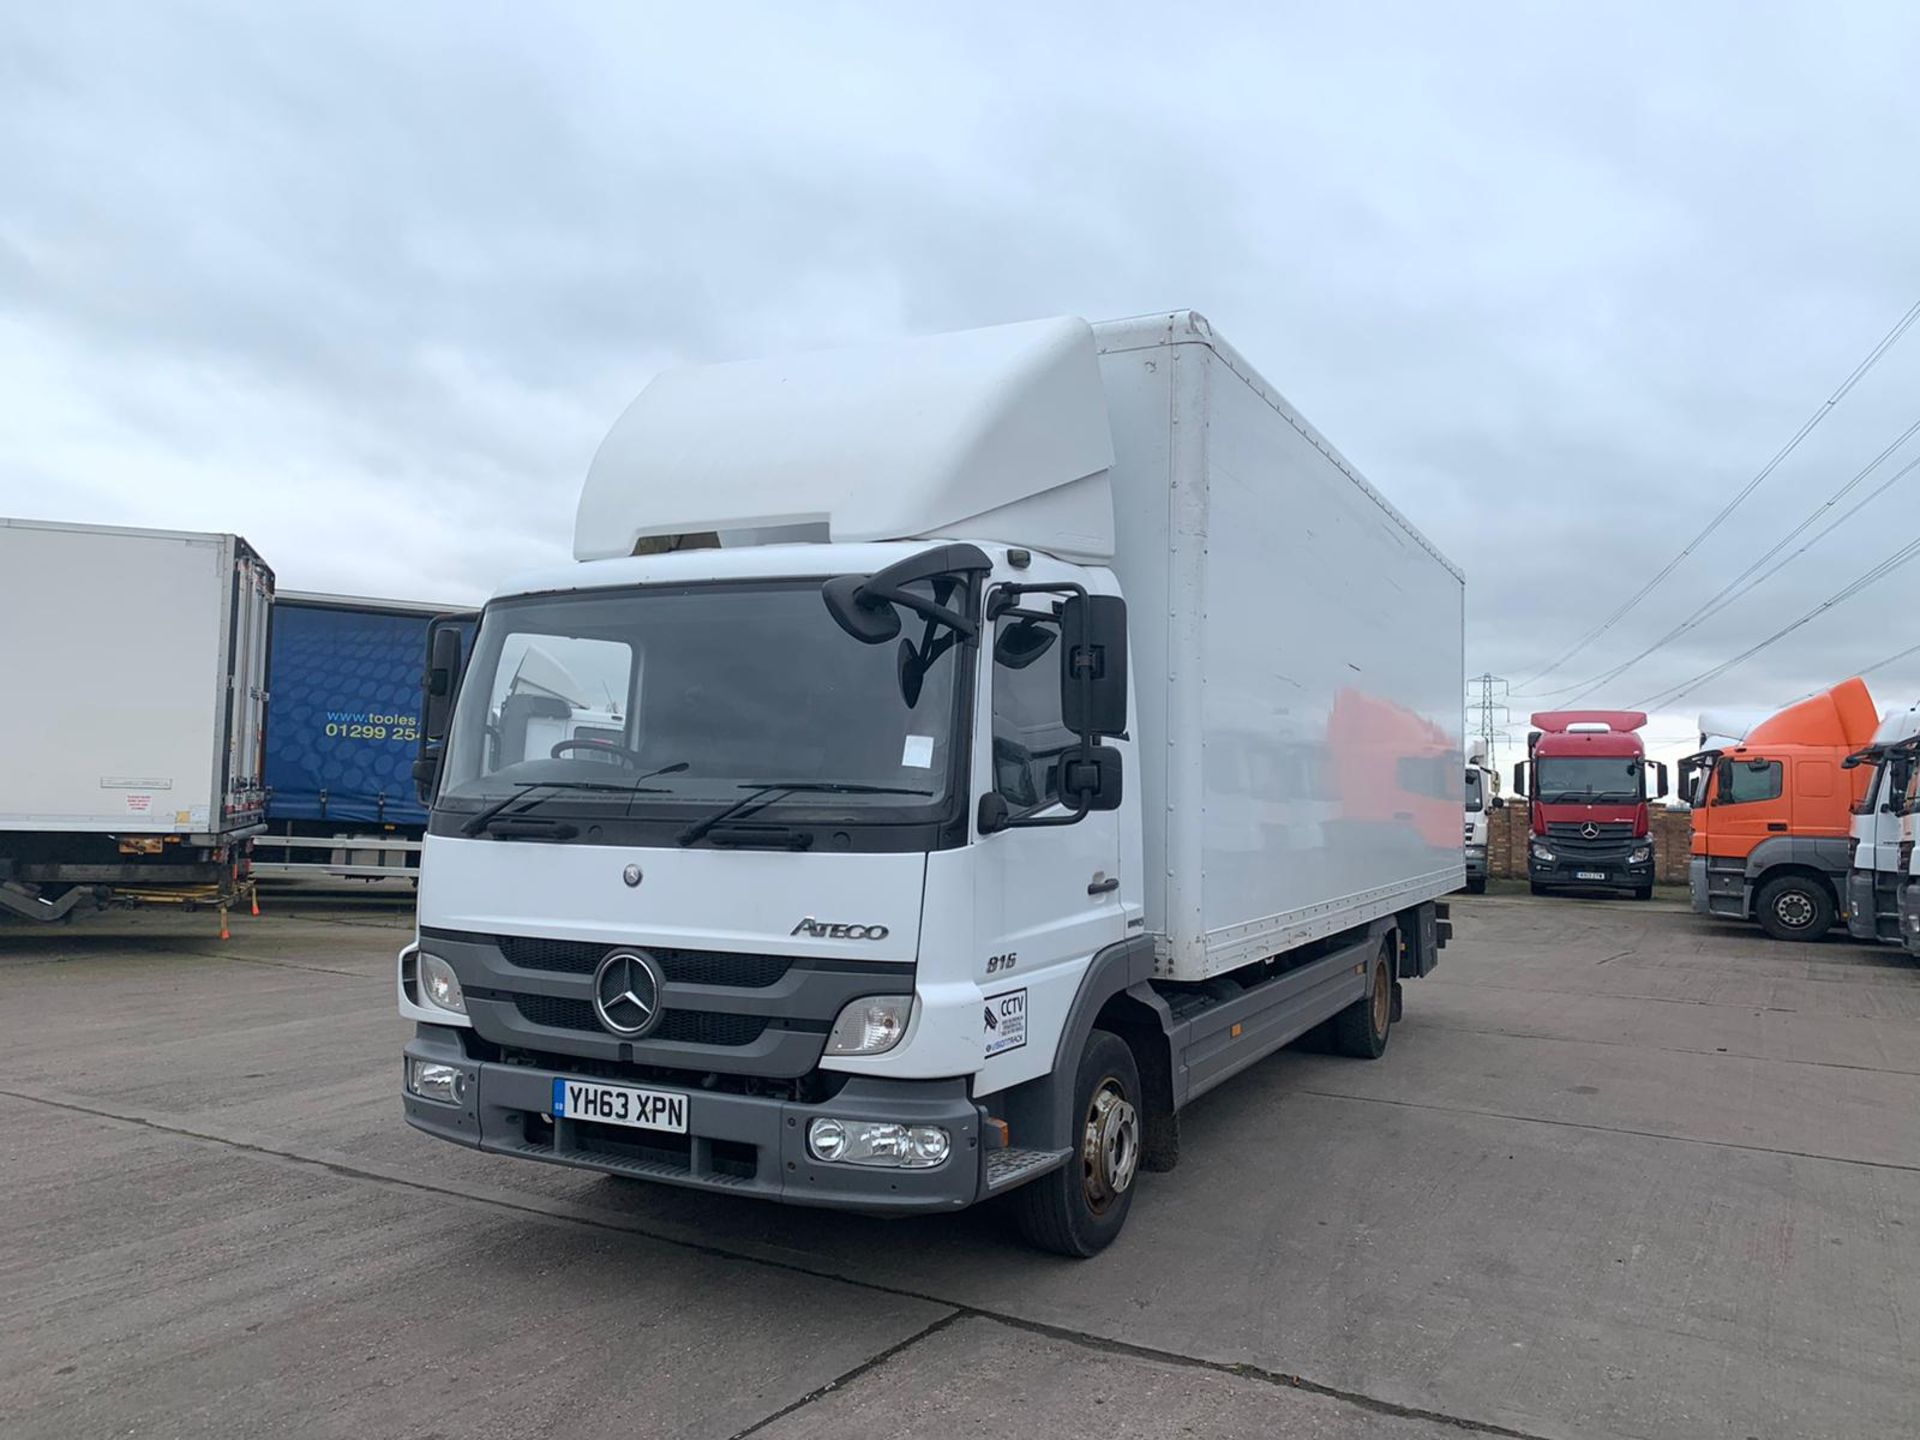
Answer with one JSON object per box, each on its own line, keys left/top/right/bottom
{"left": 0, "top": 519, "right": 273, "bottom": 923}
{"left": 400, "top": 313, "right": 1465, "bottom": 1254}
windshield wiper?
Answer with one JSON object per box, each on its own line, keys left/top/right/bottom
{"left": 462, "top": 762, "right": 689, "bottom": 837}
{"left": 676, "top": 781, "right": 932, "bottom": 847}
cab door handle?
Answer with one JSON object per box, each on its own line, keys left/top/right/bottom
{"left": 1767, "top": 823, "right": 1788, "bottom": 831}
{"left": 1088, "top": 875, "right": 1120, "bottom": 895}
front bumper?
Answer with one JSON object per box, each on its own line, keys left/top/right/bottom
{"left": 1464, "top": 846, "right": 1488, "bottom": 881}
{"left": 1530, "top": 851, "right": 1653, "bottom": 892}
{"left": 402, "top": 1026, "right": 986, "bottom": 1214}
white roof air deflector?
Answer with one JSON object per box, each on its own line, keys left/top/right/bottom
{"left": 574, "top": 316, "right": 1117, "bottom": 562}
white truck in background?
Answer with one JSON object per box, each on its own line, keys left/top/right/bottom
{"left": 400, "top": 313, "right": 1464, "bottom": 1255}
{"left": 1843, "top": 701, "right": 1920, "bottom": 947}
{"left": 0, "top": 519, "right": 272, "bottom": 927}
{"left": 1463, "top": 745, "right": 1499, "bottom": 894}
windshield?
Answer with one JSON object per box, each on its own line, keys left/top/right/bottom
{"left": 439, "top": 581, "right": 962, "bottom": 823}
{"left": 1464, "top": 768, "right": 1484, "bottom": 813}
{"left": 1535, "top": 755, "right": 1643, "bottom": 804}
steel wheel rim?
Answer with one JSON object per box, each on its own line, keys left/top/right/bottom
{"left": 1775, "top": 891, "right": 1815, "bottom": 929}
{"left": 1082, "top": 1077, "right": 1139, "bottom": 1215}
{"left": 1370, "top": 962, "right": 1390, "bottom": 1035}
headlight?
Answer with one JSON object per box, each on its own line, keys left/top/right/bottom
{"left": 1531, "top": 844, "right": 1556, "bottom": 863}
{"left": 807, "top": 1117, "right": 950, "bottom": 1168}
{"left": 407, "top": 1059, "right": 467, "bottom": 1104}
{"left": 419, "top": 953, "right": 467, "bottom": 1015}
{"left": 825, "top": 996, "right": 911, "bottom": 1056}
{"left": 1630, "top": 846, "right": 1652, "bottom": 864}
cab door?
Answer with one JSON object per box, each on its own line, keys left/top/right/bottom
{"left": 970, "top": 581, "right": 1128, "bottom": 1098}
{"left": 1709, "top": 755, "right": 1787, "bottom": 859}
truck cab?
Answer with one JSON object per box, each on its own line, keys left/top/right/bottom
{"left": 1462, "top": 747, "right": 1499, "bottom": 894}
{"left": 1512, "top": 711, "right": 1667, "bottom": 899}
{"left": 1842, "top": 703, "right": 1920, "bottom": 944}
{"left": 1901, "top": 759, "right": 1920, "bottom": 959}
{"left": 1680, "top": 678, "right": 1879, "bottom": 940}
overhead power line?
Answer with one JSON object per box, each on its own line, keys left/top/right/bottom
{"left": 1854, "top": 638, "right": 1920, "bottom": 685}
{"left": 1514, "top": 297, "right": 1920, "bottom": 689}
{"left": 1633, "top": 530, "right": 1920, "bottom": 712}
{"left": 1543, "top": 427, "right": 1920, "bottom": 705}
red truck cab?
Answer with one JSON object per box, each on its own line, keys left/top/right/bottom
{"left": 1513, "top": 710, "right": 1668, "bottom": 899}
{"left": 1679, "top": 678, "right": 1878, "bottom": 940}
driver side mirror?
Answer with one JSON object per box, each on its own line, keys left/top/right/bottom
{"left": 1652, "top": 761, "right": 1670, "bottom": 800}
{"left": 1511, "top": 762, "right": 1529, "bottom": 798}
{"left": 1059, "top": 594, "right": 1127, "bottom": 736}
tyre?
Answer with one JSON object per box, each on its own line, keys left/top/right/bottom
{"left": 1465, "top": 876, "right": 1488, "bottom": 895}
{"left": 1755, "top": 875, "right": 1835, "bottom": 941}
{"left": 1330, "top": 942, "right": 1394, "bottom": 1059}
{"left": 1633, "top": 885, "right": 1654, "bottom": 901}
{"left": 1530, "top": 882, "right": 1548, "bottom": 897}
{"left": 1013, "top": 1030, "right": 1142, "bottom": 1257}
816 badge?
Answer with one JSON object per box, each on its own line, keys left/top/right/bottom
{"left": 984, "top": 988, "right": 1027, "bottom": 1057}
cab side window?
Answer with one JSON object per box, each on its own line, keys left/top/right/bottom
{"left": 992, "top": 617, "right": 1076, "bottom": 814}
{"left": 1716, "top": 758, "right": 1783, "bottom": 805}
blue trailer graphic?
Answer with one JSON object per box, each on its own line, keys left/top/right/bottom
{"left": 260, "top": 594, "right": 473, "bottom": 871}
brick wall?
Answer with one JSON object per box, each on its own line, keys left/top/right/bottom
{"left": 1486, "top": 805, "right": 1692, "bottom": 884}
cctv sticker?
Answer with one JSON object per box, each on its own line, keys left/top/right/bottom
{"left": 984, "top": 988, "right": 1027, "bottom": 1057}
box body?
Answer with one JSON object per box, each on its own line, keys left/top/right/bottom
{"left": 1094, "top": 315, "right": 1465, "bottom": 979}
{"left": 0, "top": 519, "right": 273, "bottom": 837}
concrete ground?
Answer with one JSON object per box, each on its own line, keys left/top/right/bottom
{"left": 3, "top": 889, "right": 1917, "bottom": 1440}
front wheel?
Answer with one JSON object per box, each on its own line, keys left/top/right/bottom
{"left": 1465, "top": 876, "right": 1488, "bottom": 895}
{"left": 1633, "top": 885, "right": 1654, "bottom": 901}
{"left": 1755, "top": 875, "right": 1835, "bottom": 941}
{"left": 1013, "top": 1030, "right": 1142, "bottom": 1257}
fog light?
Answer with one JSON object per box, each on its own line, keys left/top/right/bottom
{"left": 807, "top": 1118, "right": 950, "bottom": 1169}
{"left": 407, "top": 1059, "right": 466, "bottom": 1104}
{"left": 419, "top": 953, "right": 466, "bottom": 1015}
{"left": 824, "top": 996, "right": 911, "bottom": 1056}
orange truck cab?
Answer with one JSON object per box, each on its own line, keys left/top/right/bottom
{"left": 1679, "top": 678, "right": 1879, "bottom": 940}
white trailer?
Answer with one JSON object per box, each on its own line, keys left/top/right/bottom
{"left": 0, "top": 519, "right": 273, "bottom": 923}
{"left": 400, "top": 312, "right": 1463, "bottom": 1254}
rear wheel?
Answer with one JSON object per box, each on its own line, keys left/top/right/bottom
{"left": 1756, "top": 875, "right": 1834, "bottom": 941}
{"left": 1331, "top": 942, "right": 1394, "bottom": 1059}
{"left": 1013, "top": 1030, "right": 1141, "bottom": 1257}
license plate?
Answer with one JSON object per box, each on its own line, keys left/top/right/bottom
{"left": 551, "top": 1078, "right": 687, "bottom": 1133}
{"left": 1575, "top": 870, "right": 1607, "bottom": 881}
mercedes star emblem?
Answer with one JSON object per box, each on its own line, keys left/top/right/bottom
{"left": 622, "top": 863, "right": 643, "bottom": 888}
{"left": 1580, "top": 822, "right": 1600, "bottom": 840}
{"left": 592, "top": 951, "right": 665, "bottom": 1037}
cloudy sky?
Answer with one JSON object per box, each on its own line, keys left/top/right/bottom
{"left": 4, "top": 2, "right": 1918, "bottom": 768}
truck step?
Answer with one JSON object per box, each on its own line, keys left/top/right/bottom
{"left": 984, "top": 1146, "right": 1072, "bottom": 1192}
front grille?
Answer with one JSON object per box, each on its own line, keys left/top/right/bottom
{"left": 1544, "top": 821, "right": 1636, "bottom": 858}
{"left": 497, "top": 934, "right": 793, "bottom": 988}
{"left": 510, "top": 993, "right": 770, "bottom": 1047}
